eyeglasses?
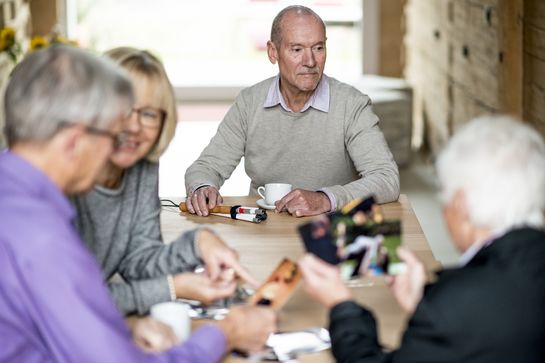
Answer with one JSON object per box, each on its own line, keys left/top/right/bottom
{"left": 127, "top": 107, "right": 166, "bottom": 128}
{"left": 59, "top": 121, "right": 128, "bottom": 149}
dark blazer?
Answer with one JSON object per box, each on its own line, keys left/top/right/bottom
{"left": 329, "top": 227, "right": 545, "bottom": 363}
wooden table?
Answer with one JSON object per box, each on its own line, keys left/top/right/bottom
{"left": 160, "top": 195, "right": 439, "bottom": 362}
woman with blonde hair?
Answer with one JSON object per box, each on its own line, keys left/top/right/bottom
{"left": 73, "top": 47, "right": 257, "bottom": 317}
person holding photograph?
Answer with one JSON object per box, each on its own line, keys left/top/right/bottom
{"left": 299, "top": 116, "right": 545, "bottom": 362}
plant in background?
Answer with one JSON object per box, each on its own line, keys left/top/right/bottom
{"left": 29, "top": 32, "right": 78, "bottom": 52}
{"left": 29, "top": 35, "right": 49, "bottom": 51}
{"left": 0, "top": 27, "right": 22, "bottom": 62}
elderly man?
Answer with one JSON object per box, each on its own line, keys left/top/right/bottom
{"left": 0, "top": 46, "right": 275, "bottom": 362}
{"left": 299, "top": 116, "right": 545, "bottom": 362}
{"left": 185, "top": 5, "right": 399, "bottom": 217}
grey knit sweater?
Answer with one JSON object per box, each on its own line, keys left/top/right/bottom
{"left": 73, "top": 160, "right": 201, "bottom": 315}
{"left": 185, "top": 75, "right": 400, "bottom": 208}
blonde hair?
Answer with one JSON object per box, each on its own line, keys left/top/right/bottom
{"left": 104, "top": 47, "right": 177, "bottom": 162}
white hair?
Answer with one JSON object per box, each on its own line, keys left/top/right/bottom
{"left": 436, "top": 115, "right": 545, "bottom": 233}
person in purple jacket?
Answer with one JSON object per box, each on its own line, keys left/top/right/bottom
{"left": 0, "top": 45, "right": 275, "bottom": 363}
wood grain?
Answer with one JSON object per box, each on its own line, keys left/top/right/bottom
{"left": 161, "top": 195, "right": 439, "bottom": 362}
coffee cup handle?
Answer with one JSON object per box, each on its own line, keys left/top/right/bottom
{"left": 257, "top": 186, "right": 266, "bottom": 200}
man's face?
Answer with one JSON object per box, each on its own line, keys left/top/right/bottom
{"left": 268, "top": 13, "right": 327, "bottom": 95}
{"left": 70, "top": 117, "right": 125, "bottom": 193}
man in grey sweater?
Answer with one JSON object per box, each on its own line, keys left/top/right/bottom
{"left": 185, "top": 5, "right": 399, "bottom": 218}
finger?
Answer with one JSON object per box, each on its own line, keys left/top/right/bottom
{"left": 396, "top": 246, "right": 421, "bottom": 267}
{"left": 196, "top": 192, "right": 210, "bottom": 216}
{"left": 207, "top": 189, "right": 219, "bottom": 209}
{"left": 275, "top": 191, "right": 296, "bottom": 213}
{"left": 206, "top": 258, "right": 221, "bottom": 281}
{"left": 232, "top": 263, "right": 260, "bottom": 288}
{"left": 185, "top": 196, "right": 195, "bottom": 214}
{"left": 209, "top": 280, "right": 237, "bottom": 300}
{"left": 294, "top": 208, "right": 317, "bottom": 217}
{"left": 192, "top": 193, "right": 203, "bottom": 216}
{"left": 219, "top": 252, "right": 259, "bottom": 287}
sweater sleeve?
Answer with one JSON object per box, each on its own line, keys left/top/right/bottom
{"left": 108, "top": 276, "right": 172, "bottom": 315}
{"left": 117, "top": 164, "right": 202, "bottom": 280}
{"left": 323, "top": 94, "right": 400, "bottom": 207}
{"left": 329, "top": 300, "right": 389, "bottom": 363}
{"left": 184, "top": 93, "right": 248, "bottom": 193}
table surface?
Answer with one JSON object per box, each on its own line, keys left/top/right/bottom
{"left": 160, "top": 195, "right": 439, "bottom": 362}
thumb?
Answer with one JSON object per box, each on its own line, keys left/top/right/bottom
{"left": 205, "top": 259, "right": 221, "bottom": 281}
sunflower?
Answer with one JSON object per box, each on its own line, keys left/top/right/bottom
{"left": 30, "top": 36, "right": 49, "bottom": 51}
{"left": 0, "top": 27, "right": 16, "bottom": 50}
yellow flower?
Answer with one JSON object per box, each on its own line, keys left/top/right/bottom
{"left": 30, "top": 36, "right": 49, "bottom": 51}
{"left": 0, "top": 27, "right": 16, "bottom": 50}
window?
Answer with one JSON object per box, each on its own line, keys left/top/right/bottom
{"left": 72, "top": 0, "right": 363, "bottom": 95}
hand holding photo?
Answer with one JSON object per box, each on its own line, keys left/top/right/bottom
{"left": 298, "top": 196, "right": 405, "bottom": 279}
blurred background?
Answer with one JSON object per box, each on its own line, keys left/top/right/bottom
{"left": 1, "top": 0, "right": 542, "bottom": 265}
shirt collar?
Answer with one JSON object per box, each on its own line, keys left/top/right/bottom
{"left": 458, "top": 233, "right": 499, "bottom": 266}
{"left": 0, "top": 150, "right": 75, "bottom": 221}
{"left": 264, "top": 74, "right": 330, "bottom": 113}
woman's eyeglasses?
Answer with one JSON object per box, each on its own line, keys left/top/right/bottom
{"left": 127, "top": 107, "right": 166, "bottom": 128}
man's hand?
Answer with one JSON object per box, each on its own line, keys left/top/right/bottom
{"left": 126, "top": 315, "right": 178, "bottom": 352}
{"left": 275, "top": 189, "right": 331, "bottom": 217}
{"left": 197, "top": 229, "right": 259, "bottom": 288}
{"left": 186, "top": 186, "right": 223, "bottom": 216}
{"left": 216, "top": 305, "right": 277, "bottom": 353}
{"left": 386, "top": 247, "right": 427, "bottom": 314}
{"left": 173, "top": 272, "right": 237, "bottom": 305}
{"left": 298, "top": 254, "right": 352, "bottom": 309}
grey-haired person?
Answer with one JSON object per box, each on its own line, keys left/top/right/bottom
{"left": 299, "top": 115, "right": 545, "bottom": 363}
{"left": 0, "top": 45, "right": 275, "bottom": 363}
{"left": 185, "top": 5, "right": 399, "bottom": 218}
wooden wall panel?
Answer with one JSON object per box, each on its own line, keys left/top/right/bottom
{"left": 523, "top": 0, "right": 545, "bottom": 134}
{"left": 405, "top": 0, "right": 527, "bottom": 156}
{"left": 379, "top": 0, "right": 407, "bottom": 77}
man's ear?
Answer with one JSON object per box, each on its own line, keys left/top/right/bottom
{"left": 58, "top": 124, "right": 86, "bottom": 160}
{"left": 267, "top": 40, "right": 278, "bottom": 65}
{"left": 452, "top": 189, "right": 469, "bottom": 220}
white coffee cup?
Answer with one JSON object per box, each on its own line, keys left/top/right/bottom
{"left": 257, "top": 183, "right": 292, "bottom": 206}
{"left": 150, "top": 302, "right": 191, "bottom": 343}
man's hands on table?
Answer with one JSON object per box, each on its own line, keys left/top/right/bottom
{"left": 185, "top": 186, "right": 332, "bottom": 218}
{"left": 185, "top": 186, "right": 222, "bottom": 216}
{"left": 275, "top": 189, "right": 331, "bottom": 217}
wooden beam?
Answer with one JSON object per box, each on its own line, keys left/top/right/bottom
{"left": 498, "top": 0, "right": 523, "bottom": 117}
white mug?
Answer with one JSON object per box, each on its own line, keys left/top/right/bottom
{"left": 257, "top": 183, "right": 292, "bottom": 206}
{"left": 150, "top": 302, "right": 191, "bottom": 343}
